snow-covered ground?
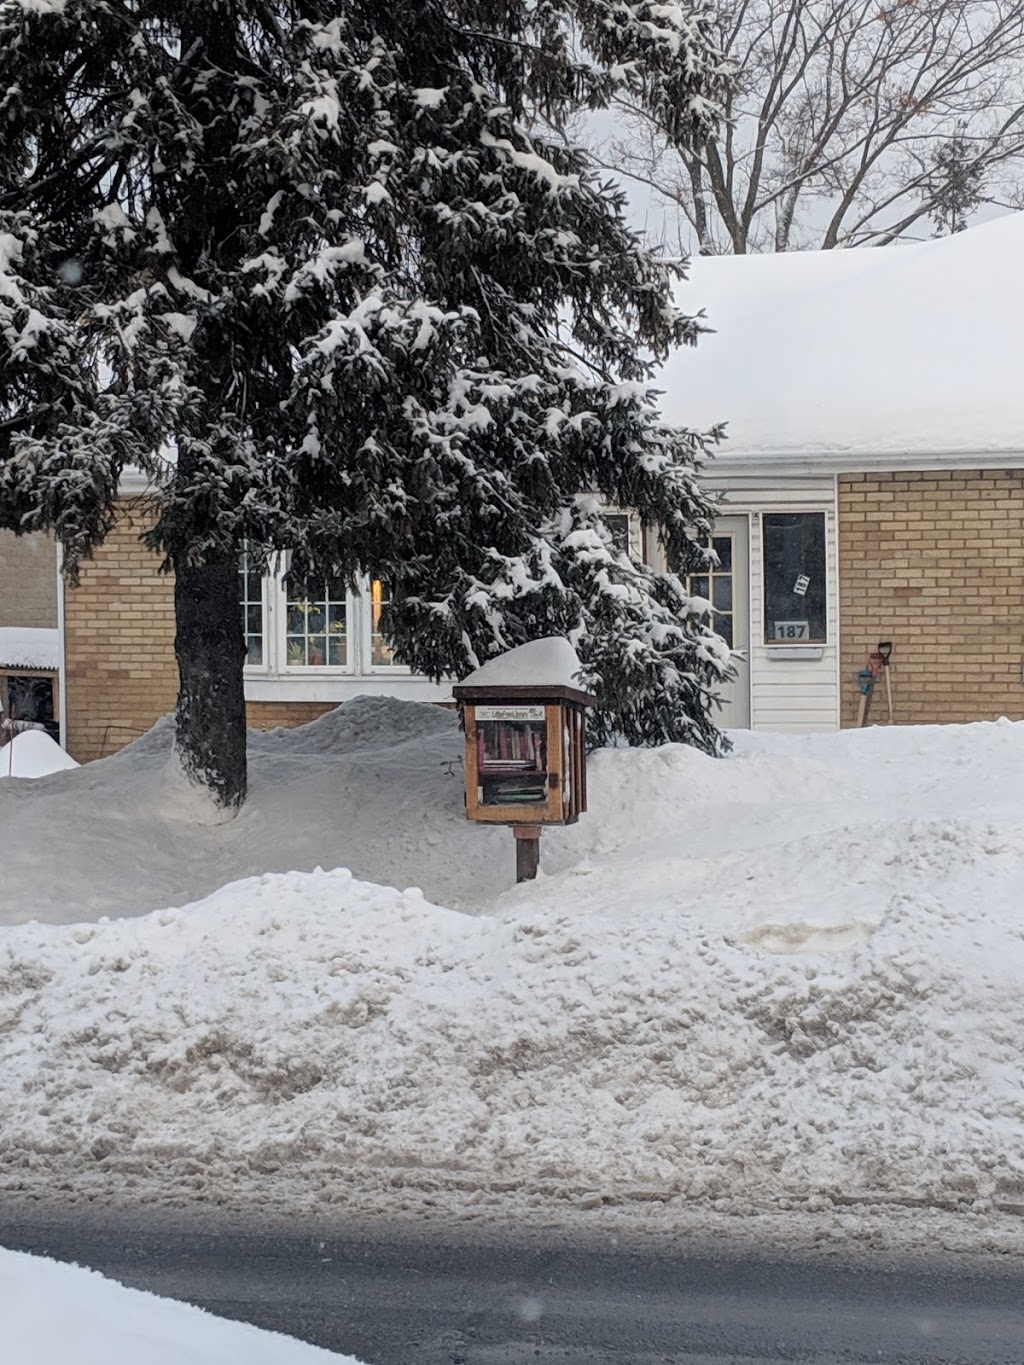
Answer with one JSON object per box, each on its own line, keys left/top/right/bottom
{"left": 2, "top": 1247, "right": 361, "bottom": 1364}
{"left": 1, "top": 700, "right": 1023, "bottom": 1255}
{"left": 0, "top": 701, "right": 510, "bottom": 921}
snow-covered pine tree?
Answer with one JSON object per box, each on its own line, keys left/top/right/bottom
{"left": 0, "top": 1, "right": 734, "bottom": 812}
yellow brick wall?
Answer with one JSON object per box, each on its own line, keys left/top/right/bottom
{"left": 247, "top": 701, "right": 338, "bottom": 731}
{"left": 64, "top": 507, "right": 345, "bottom": 761}
{"left": 838, "top": 470, "right": 1024, "bottom": 727}
{"left": 64, "top": 504, "right": 179, "bottom": 762}
{"left": 0, "top": 530, "right": 58, "bottom": 628}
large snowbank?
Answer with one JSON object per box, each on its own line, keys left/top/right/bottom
{"left": 0, "top": 699, "right": 512, "bottom": 922}
{"left": 1, "top": 702, "right": 1023, "bottom": 1251}
{"left": 663, "top": 212, "right": 1024, "bottom": 460}
{"left": 2, "top": 1247, "right": 361, "bottom": 1365}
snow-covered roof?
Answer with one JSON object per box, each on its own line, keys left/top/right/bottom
{"left": 0, "top": 626, "right": 59, "bottom": 671}
{"left": 659, "top": 212, "right": 1024, "bottom": 465}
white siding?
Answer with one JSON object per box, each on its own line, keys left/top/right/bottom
{"left": 716, "top": 474, "right": 840, "bottom": 733}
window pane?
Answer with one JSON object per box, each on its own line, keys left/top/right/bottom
{"left": 239, "top": 549, "right": 264, "bottom": 668}
{"left": 6, "top": 675, "right": 56, "bottom": 736}
{"left": 712, "top": 535, "right": 732, "bottom": 572}
{"left": 286, "top": 571, "right": 348, "bottom": 667}
{"left": 604, "top": 514, "right": 631, "bottom": 557}
{"left": 370, "top": 578, "right": 396, "bottom": 666}
{"left": 762, "top": 513, "right": 827, "bottom": 643}
{"left": 685, "top": 536, "right": 732, "bottom": 650}
{"left": 328, "top": 634, "right": 347, "bottom": 666}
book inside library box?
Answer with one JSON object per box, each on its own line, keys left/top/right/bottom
{"left": 476, "top": 713, "right": 549, "bottom": 808}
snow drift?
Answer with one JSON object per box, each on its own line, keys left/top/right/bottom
{"left": 1, "top": 702, "right": 1023, "bottom": 1247}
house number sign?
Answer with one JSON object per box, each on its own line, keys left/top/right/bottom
{"left": 773, "top": 621, "right": 810, "bottom": 640}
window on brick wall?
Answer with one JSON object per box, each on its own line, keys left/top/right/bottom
{"left": 762, "top": 512, "right": 827, "bottom": 643}
{"left": 368, "top": 578, "right": 403, "bottom": 669}
{"left": 239, "top": 549, "right": 265, "bottom": 666}
{"left": 241, "top": 555, "right": 402, "bottom": 675}
{"left": 284, "top": 570, "right": 349, "bottom": 668}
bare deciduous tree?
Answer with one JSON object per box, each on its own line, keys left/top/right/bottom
{"left": 589, "top": 0, "right": 1024, "bottom": 252}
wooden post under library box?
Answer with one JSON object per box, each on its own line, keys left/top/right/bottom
{"left": 453, "top": 677, "right": 595, "bottom": 882}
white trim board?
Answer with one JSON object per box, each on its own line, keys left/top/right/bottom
{"left": 245, "top": 674, "right": 453, "bottom": 705}
{"left": 707, "top": 450, "right": 1024, "bottom": 481}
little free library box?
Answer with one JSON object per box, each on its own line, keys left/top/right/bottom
{"left": 453, "top": 638, "right": 596, "bottom": 833}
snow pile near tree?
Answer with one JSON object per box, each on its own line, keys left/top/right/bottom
{"left": 668, "top": 211, "right": 1024, "bottom": 460}
{"left": 1, "top": 1247, "right": 361, "bottom": 1365}
{"left": 0, "top": 728, "right": 79, "bottom": 780}
{"left": 1, "top": 707, "right": 1024, "bottom": 1249}
{"left": 0, "top": 700, "right": 512, "bottom": 923}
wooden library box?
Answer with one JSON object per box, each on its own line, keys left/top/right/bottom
{"left": 453, "top": 681, "right": 595, "bottom": 827}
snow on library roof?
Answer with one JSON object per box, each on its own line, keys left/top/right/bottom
{"left": 458, "top": 636, "right": 584, "bottom": 689}
{"left": 661, "top": 212, "right": 1024, "bottom": 463}
{"left": 0, "top": 627, "right": 58, "bottom": 670}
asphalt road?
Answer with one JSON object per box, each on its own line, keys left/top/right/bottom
{"left": 2, "top": 1204, "right": 1023, "bottom": 1364}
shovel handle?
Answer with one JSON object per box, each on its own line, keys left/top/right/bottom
{"left": 877, "top": 641, "right": 892, "bottom": 666}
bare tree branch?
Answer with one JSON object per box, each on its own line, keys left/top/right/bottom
{"left": 581, "top": 0, "right": 1024, "bottom": 252}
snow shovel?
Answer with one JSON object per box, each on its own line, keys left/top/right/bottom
{"left": 856, "top": 665, "right": 874, "bottom": 727}
{"left": 856, "top": 648, "right": 886, "bottom": 727}
{"left": 877, "top": 641, "right": 893, "bottom": 724}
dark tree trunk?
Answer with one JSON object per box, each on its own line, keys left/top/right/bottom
{"left": 173, "top": 553, "right": 247, "bottom": 813}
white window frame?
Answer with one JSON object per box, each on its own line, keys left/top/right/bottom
{"left": 244, "top": 557, "right": 411, "bottom": 677}
{"left": 760, "top": 510, "right": 829, "bottom": 647}
{"left": 576, "top": 495, "right": 644, "bottom": 562}
{"left": 357, "top": 577, "right": 410, "bottom": 675}
{"left": 601, "top": 509, "right": 644, "bottom": 562}
{"left": 683, "top": 531, "right": 737, "bottom": 651}
{"left": 241, "top": 549, "right": 271, "bottom": 675}
{"left": 275, "top": 558, "right": 358, "bottom": 676}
